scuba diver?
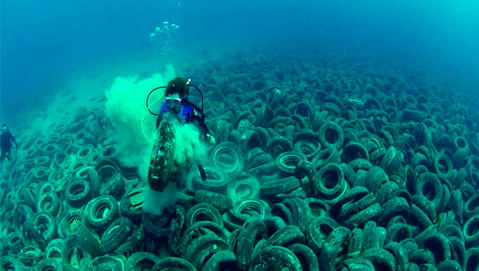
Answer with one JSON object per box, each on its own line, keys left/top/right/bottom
{"left": 129, "top": 77, "right": 214, "bottom": 213}
{"left": 148, "top": 77, "right": 214, "bottom": 189}
{"left": 145, "top": 77, "right": 215, "bottom": 185}
{"left": 153, "top": 77, "right": 212, "bottom": 141}
{"left": 1, "top": 124, "right": 17, "bottom": 163}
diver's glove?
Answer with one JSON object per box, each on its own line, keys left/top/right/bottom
{"left": 207, "top": 134, "right": 216, "bottom": 145}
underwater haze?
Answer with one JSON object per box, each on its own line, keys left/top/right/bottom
{"left": 2, "top": 0, "right": 479, "bottom": 125}
{"left": 4, "top": 0, "right": 479, "bottom": 269}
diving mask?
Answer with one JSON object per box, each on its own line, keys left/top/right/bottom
{"left": 165, "top": 97, "right": 182, "bottom": 112}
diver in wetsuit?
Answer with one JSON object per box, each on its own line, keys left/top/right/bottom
{"left": 129, "top": 78, "right": 215, "bottom": 212}
{"left": 147, "top": 77, "right": 214, "bottom": 191}
{"left": 156, "top": 77, "right": 212, "bottom": 142}
{"left": 1, "top": 124, "right": 17, "bottom": 163}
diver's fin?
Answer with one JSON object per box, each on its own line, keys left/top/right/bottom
{"left": 128, "top": 187, "right": 149, "bottom": 210}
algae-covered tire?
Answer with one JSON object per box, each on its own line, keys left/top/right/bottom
{"left": 318, "top": 121, "right": 344, "bottom": 149}
{"left": 314, "top": 163, "right": 348, "bottom": 203}
{"left": 260, "top": 176, "right": 301, "bottom": 197}
{"left": 58, "top": 209, "right": 85, "bottom": 238}
{"left": 32, "top": 211, "right": 57, "bottom": 241}
{"left": 152, "top": 257, "right": 198, "bottom": 271}
{"left": 266, "top": 225, "right": 305, "bottom": 247}
{"left": 184, "top": 235, "right": 231, "bottom": 270}
{"left": 185, "top": 203, "right": 223, "bottom": 229}
{"left": 86, "top": 195, "right": 119, "bottom": 233}
{"left": 45, "top": 239, "right": 63, "bottom": 259}
{"left": 194, "top": 190, "right": 233, "bottom": 213}
{"left": 168, "top": 206, "right": 186, "bottom": 256}
{"left": 250, "top": 246, "right": 302, "bottom": 271}
{"left": 288, "top": 244, "right": 319, "bottom": 271}
{"left": 148, "top": 120, "right": 176, "bottom": 192}
{"left": 37, "top": 192, "right": 61, "bottom": 217}
{"left": 35, "top": 258, "right": 62, "bottom": 271}
{"left": 88, "top": 255, "right": 127, "bottom": 271}
{"left": 62, "top": 235, "right": 93, "bottom": 271}
{"left": 465, "top": 248, "right": 479, "bottom": 271}
{"left": 126, "top": 252, "right": 161, "bottom": 270}
{"left": 0, "top": 256, "right": 26, "bottom": 270}
{"left": 65, "top": 179, "right": 92, "bottom": 208}
{"left": 282, "top": 198, "right": 313, "bottom": 233}
{"left": 100, "top": 217, "right": 134, "bottom": 253}
{"left": 236, "top": 218, "right": 267, "bottom": 270}
{"left": 447, "top": 236, "right": 465, "bottom": 268}
{"left": 210, "top": 141, "right": 244, "bottom": 176}
{"left": 202, "top": 250, "right": 238, "bottom": 271}
{"left": 191, "top": 166, "right": 229, "bottom": 194}
{"left": 361, "top": 248, "right": 396, "bottom": 271}
{"left": 464, "top": 214, "right": 479, "bottom": 247}
{"left": 306, "top": 217, "right": 339, "bottom": 254}
{"left": 276, "top": 151, "right": 307, "bottom": 176}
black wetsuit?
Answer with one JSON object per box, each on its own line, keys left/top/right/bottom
{"left": 1, "top": 130, "right": 16, "bottom": 162}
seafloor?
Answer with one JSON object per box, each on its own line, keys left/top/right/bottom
{"left": 1, "top": 48, "right": 478, "bottom": 270}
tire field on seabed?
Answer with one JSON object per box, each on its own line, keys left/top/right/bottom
{"left": 1, "top": 50, "right": 479, "bottom": 271}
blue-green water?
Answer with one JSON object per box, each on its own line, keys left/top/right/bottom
{"left": 2, "top": 1, "right": 479, "bottom": 270}
{"left": 2, "top": 0, "right": 479, "bottom": 125}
